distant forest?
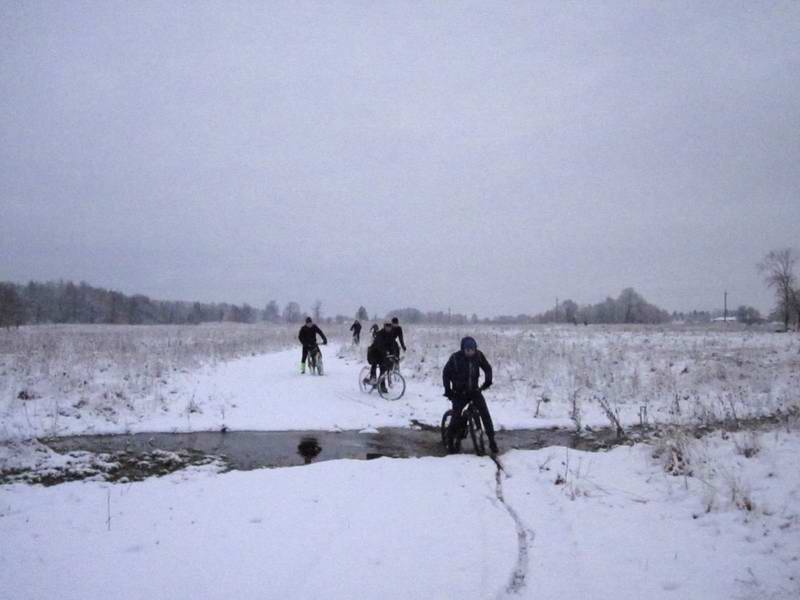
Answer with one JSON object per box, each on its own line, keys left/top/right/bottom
{"left": 0, "top": 280, "right": 285, "bottom": 326}
{"left": 389, "top": 287, "right": 672, "bottom": 325}
{"left": 0, "top": 279, "right": 758, "bottom": 328}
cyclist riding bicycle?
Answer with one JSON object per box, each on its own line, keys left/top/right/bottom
{"left": 390, "top": 317, "right": 406, "bottom": 355}
{"left": 367, "top": 322, "right": 396, "bottom": 388}
{"left": 298, "top": 317, "right": 327, "bottom": 373}
{"left": 442, "top": 336, "right": 498, "bottom": 454}
{"left": 350, "top": 319, "right": 362, "bottom": 344}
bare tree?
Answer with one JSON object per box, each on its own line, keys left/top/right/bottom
{"left": 263, "top": 300, "right": 280, "bottom": 322}
{"left": 758, "top": 248, "right": 798, "bottom": 330}
{"left": 283, "top": 301, "right": 302, "bottom": 323}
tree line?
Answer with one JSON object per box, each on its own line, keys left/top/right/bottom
{"left": 386, "top": 288, "right": 671, "bottom": 325}
{"left": 0, "top": 280, "right": 336, "bottom": 328}
{"left": 530, "top": 288, "right": 671, "bottom": 324}
{"left": 2, "top": 250, "right": 797, "bottom": 329}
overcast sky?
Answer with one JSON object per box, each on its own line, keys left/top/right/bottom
{"left": 2, "top": 1, "right": 798, "bottom": 317}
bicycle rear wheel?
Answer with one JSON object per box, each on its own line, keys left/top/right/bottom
{"left": 358, "top": 366, "right": 372, "bottom": 392}
{"left": 468, "top": 411, "right": 486, "bottom": 456}
{"left": 378, "top": 370, "right": 406, "bottom": 401}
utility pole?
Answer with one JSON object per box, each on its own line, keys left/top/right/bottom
{"left": 724, "top": 290, "right": 728, "bottom": 323}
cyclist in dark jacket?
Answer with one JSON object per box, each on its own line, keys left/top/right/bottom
{"left": 390, "top": 317, "right": 406, "bottom": 353}
{"left": 443, "top": 336, "right": 497, "bottom": 454}
{"left": 367, "top": 322, "right": 396, "bottom": 382}
{"left": 370, "top": 323, "right": 379, "bottom": 340}
{"left": 350, "top": 320, "right": 362, "bottom": 344}
{"left": 298, "top": 317, "right": 327, "bottom": 373}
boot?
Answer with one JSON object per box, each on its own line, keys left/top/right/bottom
{"left": 300, "top": 362, "right": 306, "bottom": 374}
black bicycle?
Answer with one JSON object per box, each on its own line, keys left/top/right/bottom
{"left": 305, "top": 344, "right": 324, "bottom": 376}
{"left": 441, "top": 396, "right": 486, "bottom": 456}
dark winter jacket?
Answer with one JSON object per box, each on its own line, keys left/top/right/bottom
{"left": 298, "top": 324, "right": 327, "bottom": 347}
{"left": 369, "top": 329, "right": 396, "bottom": 357}
{"left": 443, "top": 350, "right": 492, "bottom": 395}
{"left": 350, "top": 321, "right": 362, "bottom": 333}
{"left": 391, "top": 325, "right": 406, "bottom": 351}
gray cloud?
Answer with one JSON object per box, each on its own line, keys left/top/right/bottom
{"left": 2, "top": 1, "right": 798, "bottom": 316}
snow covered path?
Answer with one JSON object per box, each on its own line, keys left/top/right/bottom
{"left": 139, "top": 347, "right": 451, "bottom": 433}
{"left": 3, "top": 438, "right": 798, "bottom": 600}
{"left": 3, "top": 348, "right": 449, "bottom": 439}
{"left": 4, "top": 346, "right": 572, "bottom": 440}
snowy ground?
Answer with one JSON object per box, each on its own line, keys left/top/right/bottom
{"left": 2, "top": 429, "right": 798, "bottom": 600}
{"left": 2, "top": 324, "right": 798, "bottom": 598}
{"left": 2, "top": 324, "right": 798, "bottom": 440}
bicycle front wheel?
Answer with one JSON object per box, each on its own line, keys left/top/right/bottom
{"left": 378, "top": 371, "right": 406, "bottom": 401}
{"left": 468, "top": 412, "right": 486, "bottom": 456}
{"left": 358, "top": 366, "right": 372, "bottom": 393}
{"left": 440, "top": 410, "right": 452, "bottom": 447}
{"left": 316, "top": 353, "right": 324, "bottom": 376}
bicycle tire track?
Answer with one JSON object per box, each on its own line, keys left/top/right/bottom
{"left": 491, "top": 455, "right": 534, "bottom": 597}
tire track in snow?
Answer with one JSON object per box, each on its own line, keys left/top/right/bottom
{"left": 491, "top": 455, "right": 534, "bottom": 597}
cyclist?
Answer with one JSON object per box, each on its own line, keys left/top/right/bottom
{"left": 350, "top": 319, "right": 362, "bottom": 344}
{"left": 390, "top": 317, "right": 406, "bottom": 354}
{"left": 298, "top": 317, "right": 327, "bottom": 373}
{"left": 442, "top": 336, "right": 498, "bottom": 454}
{"left": 367, "top": 322, "right": 396, "bottom": 388}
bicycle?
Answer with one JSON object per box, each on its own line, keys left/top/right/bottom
{"left": 305, "top": 344, "right": 324, "bottom": 376}
{"left": 358, "top": 355, "right": 406, "bottom": 400}
{"left": 440, "top": 395, "right": 486, "bottom": 456}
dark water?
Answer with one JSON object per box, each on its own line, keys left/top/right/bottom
{"left": 26, "top": 413, "right": 785, "bottom": 486}
{"left": 42, "top": 426, "right": 635, "bottom": 471}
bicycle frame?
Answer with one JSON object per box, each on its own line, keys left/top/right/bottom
{"left": 441, "top": 396, "right": 486, "bottom": 455}
{"left": 306, "top": 344, "right": 323, "bottom": 374}
{"left": 457, "top": 402, "right": 483, "bottom": 435}
{"left": 359, "top": 354, "right": 405, "bottom": 400}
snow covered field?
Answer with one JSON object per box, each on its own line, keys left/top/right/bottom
{"left": 2, "top": 429, "right": 798, "bottom": 600}
{"left": 1, "top": 323, "right": 798, "bottom": 439}
{"left": 2, "top": 324, "right": 799, "bottom": 599}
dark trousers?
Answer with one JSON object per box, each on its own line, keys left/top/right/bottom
{"left": 367, "top": 348, "right": 388, "bottom": 378}
{"left": 448, "top": 390, "right": 496, "bottom": 442}
{"left": 353, "top": 331, "right": 361, "bottom": 344}
{"left": 302, "top": 345, "right": 318, "bottom": 364}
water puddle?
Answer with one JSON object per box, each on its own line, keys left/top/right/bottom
{"left": 52, "top": 428, "right": 618, "bottom": 467}
{"left": 7, "top": 413, "right": 786, "bottom": 486}
{"left": 34, "top": 426, "right": 629, "bottom": 478}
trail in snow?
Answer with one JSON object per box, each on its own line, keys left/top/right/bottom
{"left": 491, "top": 455, "right": 534, "bottom": 597}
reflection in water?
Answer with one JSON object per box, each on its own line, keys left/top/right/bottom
{"left": 297, "top": 437, "right": 322, "bottom": 464}
{"left": 44, "top": 423, "right": 653, "bottom": 475}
